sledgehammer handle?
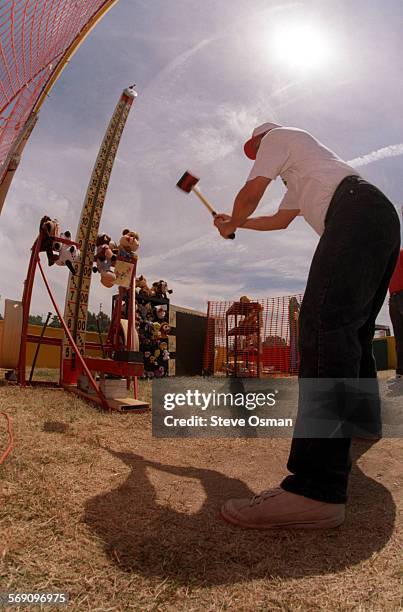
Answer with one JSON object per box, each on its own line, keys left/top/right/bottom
{"left": 192, "top": 186, "right": 216, "bottom": 215}
{"left": 192, "top": 187, "right": 236, "bottom": 240}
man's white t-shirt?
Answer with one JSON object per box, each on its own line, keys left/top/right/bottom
{"left": 246, "top": 127, "right": 359, "bottom": 235}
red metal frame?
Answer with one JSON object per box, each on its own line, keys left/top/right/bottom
{"left": 105, "top": 258, "right": 137, "bottom": 351}
{"left": 104, "top": 257, "right": 139, "bottom": 392}
{"left": 18, "top": 231, "right": 80, "bottom": 385}
{"left": 17, "top": 232, "right": 109, "bottom": 410}
{"left": 17, "top": 232, "right": 109, "bottom": 409}
{"left": 37, "top": 259, "right": 110, "bottom": 411}
{"left": 18, "top": 232, "right": 43, "bottom": 386}
{"left": 16, "top": 234, "right": 145, "bottom": 411}
{"left": 83, "top": 357, "right": 143, "bottom": 378}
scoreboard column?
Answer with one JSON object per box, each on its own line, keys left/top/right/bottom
{"left": 62, "top": 87, "right": 137, "bottom": 384}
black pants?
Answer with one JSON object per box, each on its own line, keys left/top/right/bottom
{"left": 281, "top": 176, "right": 401, "bottom": 503}
{"left": 389, "top": 292, "right": 403, "bottom": 375}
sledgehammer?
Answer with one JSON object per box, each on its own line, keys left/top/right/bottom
{"left": 176, "top": 170, "right": 235, "bottom": 239}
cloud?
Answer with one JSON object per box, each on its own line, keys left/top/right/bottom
{"left": 170, "top": 278, "right": 245, "bottom": 311}
{"left": 348, "top": 143, "right": 403, "bottom": 168}
{"left": 142, "top": 2, "right": 301, "bottom": 97}
{"left": 143, "top": 39, "right": 212, "bottom": 95}
{"left": 1, "top": 0, "right": 402, "bottom": 326}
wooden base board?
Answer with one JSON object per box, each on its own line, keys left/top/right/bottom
{"left": 63, "top": 384, "right": 150, "bottom": 413}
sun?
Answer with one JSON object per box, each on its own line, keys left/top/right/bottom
{"left": 272, "top": 23, "right": 332, "bottom": 71}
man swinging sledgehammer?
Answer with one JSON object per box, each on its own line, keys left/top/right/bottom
{"left": 214, "top": 122, "right": 401, "bottom": 529}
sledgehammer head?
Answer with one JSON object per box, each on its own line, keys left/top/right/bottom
{"left": 176, "top": 170, "right": 199, "bottom": 193}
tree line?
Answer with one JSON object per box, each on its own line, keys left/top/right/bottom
{"left": 27, "top": 311, "right": 111, "bottom": 333}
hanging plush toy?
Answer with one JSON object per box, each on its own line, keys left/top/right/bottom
{"left": 136, "top": 275, "right": 154, "bottom": 299}
{"left": 137, "top": 302, "right": 148, "bottom": 320}
{"left": 54, "top": 231, "right": 80, "bottom": 274}
{"left": 93, "top": 233, "right": 117, "bottom": 288}
{"left": 93, "top": 233, "right": 117, "bottom": 270}
{"left": 39, "top": 216, "right": 60, "bottom": 266}
{"left": 155, "top": 305, "right": 167, "bottom": 321}
{"left": 152, "top": 280, "right": 173, "bottom": 300}
{"left": 119, "top": 229, "right": 140, "bottom": 261}
{"left": 159, "top": 322, "right": 171, "bottom": 338}
{"left": 151, "top": 322, "right": 161, "bottom": 340}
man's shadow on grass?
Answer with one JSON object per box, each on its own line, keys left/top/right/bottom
{"left": 84, "top": 441, "right": 395, "bottom": 585}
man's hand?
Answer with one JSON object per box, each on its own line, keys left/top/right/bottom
{"left": 214, "top": 214, "right": 237, "bottom": 239}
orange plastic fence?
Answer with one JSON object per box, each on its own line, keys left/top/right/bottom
{"left": 0, "top": 0, "right": 112, "bottom": 169}
{"left": 203, "top": 295, "right": 303, "bottom": 377}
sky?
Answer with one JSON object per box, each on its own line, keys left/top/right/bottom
{"left": 0, "top": 0, "right": 402, "bottom": 326}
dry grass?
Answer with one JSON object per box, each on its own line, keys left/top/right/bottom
{"left": 0, "top": 376, "right": 402, "bottom": 611}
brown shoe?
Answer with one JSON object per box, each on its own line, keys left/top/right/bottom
{"left": 221, "top": 487, "right": 345, "bottom": 529}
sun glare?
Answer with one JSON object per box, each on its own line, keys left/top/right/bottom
{"left": 272, "top": 23, "right": 332, "bottom": 71}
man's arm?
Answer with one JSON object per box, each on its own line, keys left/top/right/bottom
{"left": 214, "top": 176, "right": 272, "bottom": 238}
{"left": 230, "top": 176, "right": 272, "bottom": 226}
{"left": 214, "top": 176, "right": 299, "bottom": 237}
{"left": 241, "top": 209, "right": 300, "bottom": 230}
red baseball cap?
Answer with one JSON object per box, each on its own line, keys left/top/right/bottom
{"left": 244, "top": 122, "right": 282, "bottom": 160}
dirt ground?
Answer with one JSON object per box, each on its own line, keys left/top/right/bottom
{"left": 0, "top": 375, "right": 402, "bottom": 611}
